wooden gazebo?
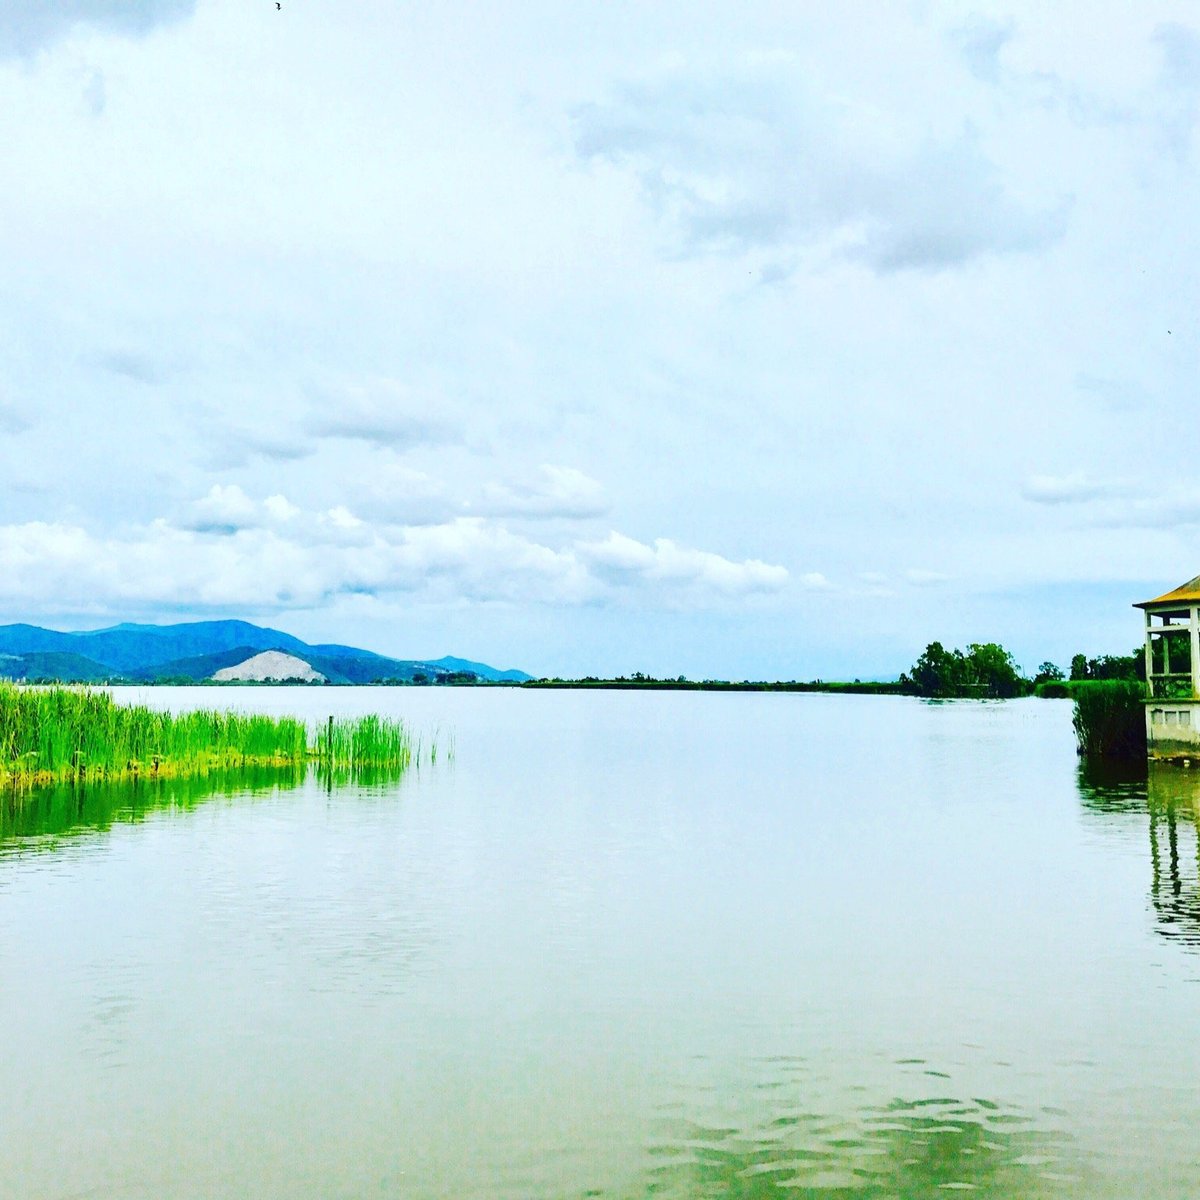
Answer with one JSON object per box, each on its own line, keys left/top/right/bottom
{"left": 1135, "top": 575, "right": 1200, "bottom": 756}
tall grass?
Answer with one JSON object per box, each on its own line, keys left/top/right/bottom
{"left": 1072, "top": 679, "right": 1147, "bottom": 760}
{"left": 0, "top": 684, "right": 422, "bottom": 789}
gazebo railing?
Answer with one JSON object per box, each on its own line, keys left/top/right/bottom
{"left": 1150, "top": 673, "right": 1195, "bottom": 699}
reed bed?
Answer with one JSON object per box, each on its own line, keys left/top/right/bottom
{"left": 1072, "top": 679, "right": 1147, "bottom": 760}
{"left": 0, "top": 684, "right": 422, "bottom": 790}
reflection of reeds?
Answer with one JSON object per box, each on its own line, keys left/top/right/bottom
{"left": 0, "top": 684, "right": 428, "bottom": 790}
{"left": 0, "top": 763, "right": 306, "bottom": 846}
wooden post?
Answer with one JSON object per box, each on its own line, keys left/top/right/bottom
{"left": 1146, "top": 610, "right": 1154, "bottom": 697}
{"left": 1190, "top": 606, "right": 1199, "bottom": 698}
{"left": 327, "top": 715, "right": 334, "bottom": 759}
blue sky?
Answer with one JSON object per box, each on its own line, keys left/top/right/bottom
{"left": 0, "top": 1, "right": 1197, "bottom": 678}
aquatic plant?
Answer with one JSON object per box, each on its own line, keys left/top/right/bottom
{"left": 1072, "top": 679, "right": 1147, "bottom": 760}
{"left": 0, "top": 684, "right": 421, "bottom": 789}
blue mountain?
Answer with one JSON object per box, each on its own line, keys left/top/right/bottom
{"left": 0, "top": 621, "right": 532, "bottom": 684}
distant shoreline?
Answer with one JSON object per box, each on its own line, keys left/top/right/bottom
{"left": 70, "top": 677, "right": 902, "bottom": 693}
{"left": 519, "top": 678, "right": 901, "bottom": 694}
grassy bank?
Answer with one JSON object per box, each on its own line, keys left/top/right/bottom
{"left": 0, "top": 684, "right": 420, "bottom": 789}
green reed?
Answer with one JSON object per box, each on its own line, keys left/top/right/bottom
{"left": 0, "top": 684, "right": 423, "bottom": 789}
{"left": 1072, "top": 679, "right": 1147, "bottom": 760}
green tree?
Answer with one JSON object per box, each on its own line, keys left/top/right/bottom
{"left": 1034, "top": 661, "right": 1064, "bottom": 685}
{"left": 902, "top": 641, "right": 1028, "bottom": 698}
{"left": 1070, "top": 653, "right": 1089, "bottom": 682}
{"left": 963, "top": 643, "right": 1025, "bottom": 697}
{"left": 901, "top": 642, "right": 967, "bottom": 697}
{"left": 1087, "top": 651, "right": 1145, "bottom": 681}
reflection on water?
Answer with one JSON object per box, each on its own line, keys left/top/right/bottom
{"left": 0, "top": 761, "right": 410, "bottom": 855}
{"left": 635, "top": 1081, "right": 1078, "bottom": 1199}
{"left": 1079, "top": 760, "right": 1200, "bottom": 948}
{"left": 6, "top": 692, "right": 1200, "bottom": 1199}
{"left": 1145, "top": 767, "right": 1200, "bottom": 947}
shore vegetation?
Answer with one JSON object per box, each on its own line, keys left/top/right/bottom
{"left": 0, "top": 684, "right": 420, "bottom": 790}
{"left": 1071, "top": 679, "right": 1147, "bottom": 760}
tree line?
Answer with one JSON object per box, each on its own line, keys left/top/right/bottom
{"left": 900, "top": 642, "right": 1143, "bottom": 699}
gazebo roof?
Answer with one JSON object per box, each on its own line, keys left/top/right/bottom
{"left": 1135, "top": 574, "right": 1200, "bottom": 609}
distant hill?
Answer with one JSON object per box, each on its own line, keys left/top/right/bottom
{"left": 1, "top": 651, "right": 114, "bottom": 683}
{"left": 0, "top": 620, "right": 532, "bottom": 685}
{"left": 212, "top": 651, "right": 326, "bottom": 683}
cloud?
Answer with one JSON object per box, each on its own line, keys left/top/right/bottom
{"left": 4, "top": 488, "right": 787, "bottom": 615}
{"left": 578, "top": 530, "right": 788, "bottom": 597}
{"left": 573, "top": 61, "right": 1066, "bottom": 272}
{"left": 1021, "top": 472, "right": 1125, "bottom": 505}
{"left": 82, "top": 68, "right": 106, "bottom": 115}
{"left": 0, "top": 401, "right": 32, "bottom": 435}
{"left": 202, "top": 423, "right": 317, "bottom": 470}
{"left": 352, "top": 464, "right": 459, "bottom": 526}
{"left": 952, "top": 16, "right": 1016, "bottom": 85}
{"left": 1153, "top": 23, "right": 1200, "bottom": 156}
{"left": 904, "top": 568, "right": 949, "bottom": 586}
{"left": 183, "top": 484, "right": 274, "bottom": 534}
{"left": 800, "top": 571, "right": 832, "bottom": 590}
{"left": 308, "top": 378, "right": 462, "bottom": 449}
{"left": 0, "top": 0, "right": 196, "bottom": 58}
{"left": 477, "top": 465, "right": 608, "bottom": 519}
{"left": 1075, "top": 372, "right": 1146, "bottom": 413}
{"left": 87, "top": 349, "right": 166, "bottom": 385}
{"left": 1095, "top": 489, "right": 1200, "bottom": 530}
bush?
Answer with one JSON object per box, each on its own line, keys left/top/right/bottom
{"left": 1072, "top": 680, "right": 1147, "bottom": 759}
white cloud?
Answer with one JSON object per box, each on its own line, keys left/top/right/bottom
{"left": 905, "top": 568, "right": 950, "bottom": 586}
{"left": 185, "top": 484, "right": 262, "bottom": 533}
{"left": 184, "top": 486, "right": 307, "bottom": 535}
{"left": 952, "top": 17, "right": 1016, "bottom": 85}
{"left": 573, "top": 57, "right": 1066, "bottom": 272}
{"left": 263, "top": 494, "right": 300, "bottom": 523}
{"left": 0, "top": 400, "right": 32, "bottom": 435}
{"left": 1096, "top": 489, "right": 1200, "bottom": 529}
{"left": 201, "top": 424, "right": 316, "bottom": 470}
{"left": 352, "top": 464, "right": 459, "bottom": 526}
{"left": 478, "top": 465, "right": 608, "bottom": 519}
{"left": 0, "top": 0, "right": 196, "bottom": 58}
{"left": 1021, "top": 472, "right": 1124, "bottom": 505}
{"left": 308, "top": 378, "right": 462, "bottom": 449}
{"left": 579, "top": 530, "right": 788, "bottom": 597}
{"left": 0, "top": 495, "right": 788, "bottom": 616}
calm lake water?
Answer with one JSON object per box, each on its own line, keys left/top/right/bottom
{"left": 2, "top": 689, "right": 1199, "bottom": 1198}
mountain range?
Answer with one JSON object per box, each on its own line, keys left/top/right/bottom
{"left": 0, "top": 621, "right": 531, "bottom": 685}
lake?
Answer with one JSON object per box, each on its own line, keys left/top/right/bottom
{"left": 2, "top": 689, "right": 1198, "bottom": 1198}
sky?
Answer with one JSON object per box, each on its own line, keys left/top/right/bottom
{"left": 0, "top": 1, "right": 1198, "bottom": 679}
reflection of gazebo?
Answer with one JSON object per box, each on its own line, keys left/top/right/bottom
{"left": 1147, "top": 766, "right": 1200, "bottom": 947}
{"left": 1136, "top": 576, "right": 1200, "bottom": 757}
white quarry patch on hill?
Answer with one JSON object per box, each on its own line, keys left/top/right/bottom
{"left": 211, "top": 651, "right": 326, "bottom": 683}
